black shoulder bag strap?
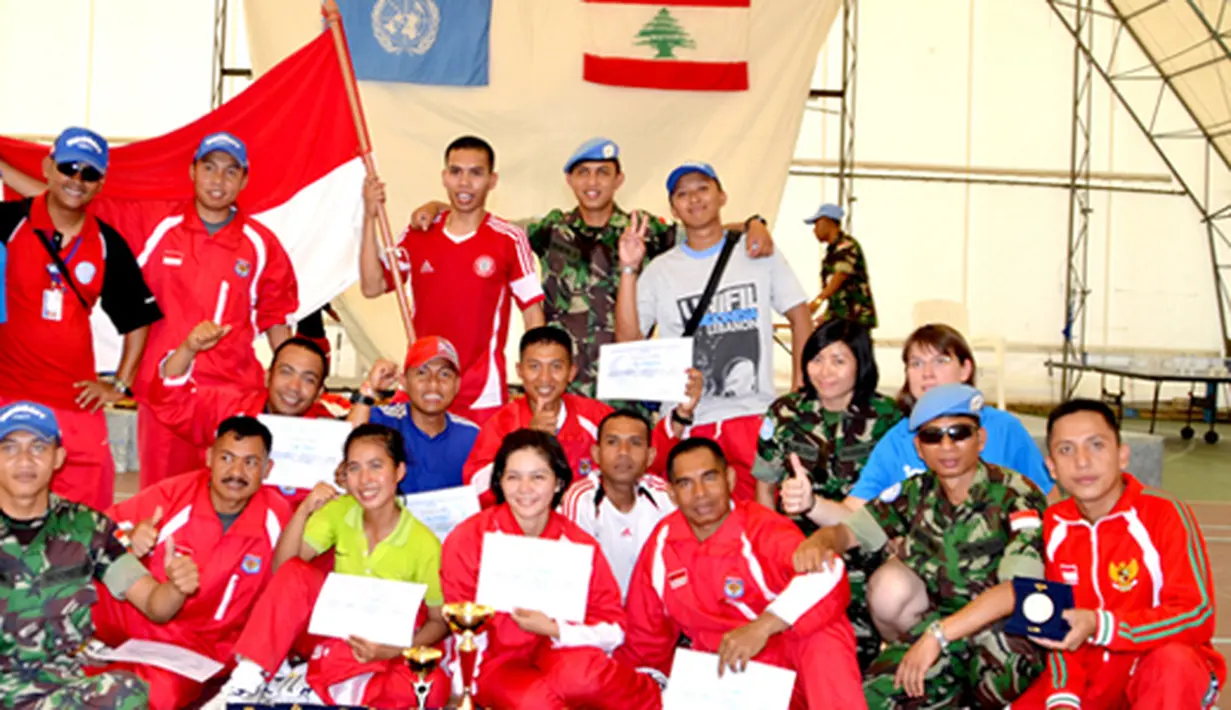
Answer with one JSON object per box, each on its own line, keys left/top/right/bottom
{"left": 682, "top": 230, "right": 740, "bottom": 337}
{"left": 33, "top": 229, "right": 91, "bottom": 310}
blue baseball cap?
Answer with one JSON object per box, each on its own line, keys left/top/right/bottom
{"left": 564, "top": 137, "right": 620, "bottom": 173}
{"left": 51, "top": 127, "right": 109, "bottom": 174}
{"left": 666, "top": 162, "right": 720, "bottom": 195}
{"left": 804, "top": 203, "right": 844, "bottom": 225}
{"left": 194, "top": 131, "right": 249, "bottom": 169}
{"left": 0, "top": 401, "right": 61, "bottom": 442}
{"left": 909, "top": 383, "right": 984, "bottom": 432}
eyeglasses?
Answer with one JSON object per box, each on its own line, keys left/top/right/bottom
{"left": 55, "top": 161, "right": 104, "bottom": 183}
{"left": 917, "top": 423, "right": 978, "bottom": 445}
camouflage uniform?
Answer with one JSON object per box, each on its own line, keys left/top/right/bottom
{"left": 844, "top": 462, "right": 1047, "bottom": 709}
{"left": 527, "top": 206, "right": 676, "bottom": 402}
{"left": 0, "top": 494, "right": 150, "bottom": 710}
{"left": 821, "top": 232, "right": 877, "bottom": 328}
{"left": 751, "top": 391, "right": 902, "bottom": 669}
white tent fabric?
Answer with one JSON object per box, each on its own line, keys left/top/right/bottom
{"left": 243, "top": 0, "right": 839, "bottom": 362}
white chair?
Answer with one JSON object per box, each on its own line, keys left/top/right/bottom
{"left": 911, "top": 299, "right": 1007, "bottom": 410}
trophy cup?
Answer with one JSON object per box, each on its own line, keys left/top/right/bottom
{"left": 403, "top": 646, "right": 443, "bottom": 710}
{"left": 442, "top": 601, "right": 495, "bottom": 710}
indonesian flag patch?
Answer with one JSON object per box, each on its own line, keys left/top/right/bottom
{"left": 583, "top": 0, "right": 751, "bottom": 91}
{"left": 1009, "top": 510, "right": 1043, "bottom": 532}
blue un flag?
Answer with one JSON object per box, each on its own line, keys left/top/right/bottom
{"left": 339, "top": 0, "right": 490, "bottom": 86}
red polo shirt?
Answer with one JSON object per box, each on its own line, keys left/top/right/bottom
{"left": 0, "top": 195, "right": 161, "bottom": 409}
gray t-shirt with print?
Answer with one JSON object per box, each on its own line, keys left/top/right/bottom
{"left": 636, "top": 233, "right": 808, "bottom": 424}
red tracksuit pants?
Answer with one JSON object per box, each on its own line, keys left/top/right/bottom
{"left": 86, "top": 584, "right": 218, "bottom": 710}
{"left": 1012, "top": 643, "right": 1220, "bottom": 710}
{"left": 474, "top": 644, "right": 662, "bottom": 710}
{"left": 231, "top": 558, "right": 450, "bottom": 708}
{"left": 0, "top": 395, "right": 115, "bottom": 511}
{"left": 650, "top": 414, "right": 761, "bottom": 502}
{"left": 136, "top": 405, "right": 205, "bottom": 491}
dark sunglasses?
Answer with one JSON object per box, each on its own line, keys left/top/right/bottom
{"left": 55, "top": 161, "right": 104, "bottom": 183}
{"left": 917, "top": 423, "right": 978, "bottom": 445}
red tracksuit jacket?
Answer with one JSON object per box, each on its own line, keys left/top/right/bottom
{"left": 104, "top": 470, "right": 293, "bottom": 660}
{"left": 440, "top": 505, "right": 627, "bottom": 665}
{"left": 1039, "top": 473, "right": 1225, "bottom": 706}
{"left": 105, "top": 201, "right": 299, "bottom": 396}
{"left": 461, "top": 394, "right": 613, "bottom": 506}
{"left": 617, "top": 500, "right": 851, "bottom": 674}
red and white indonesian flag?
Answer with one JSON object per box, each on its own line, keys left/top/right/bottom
{"left": 583, "top": 0, "right": 750, "bottom": 91}
{"left": 0, "top": 31, "right": 365, "bottom": 370}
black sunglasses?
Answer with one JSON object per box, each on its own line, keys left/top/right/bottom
{"left": 55, "top": 161, "right": 104, "bottom": 183}
{"left": 917, "top": 423, "right": 978, "bottom": 445}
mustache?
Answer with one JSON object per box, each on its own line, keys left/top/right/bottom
{"left": 221, "top": 475, "right": 251, "bottom": 486}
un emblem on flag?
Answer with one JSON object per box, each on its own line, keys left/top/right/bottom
{"left": 372, "top": 0, "right": 440, "bottom": 56}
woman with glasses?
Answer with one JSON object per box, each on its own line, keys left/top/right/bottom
{"left": 846, "top": 324, "right": 1055, "bottom": 509}
{"left": 751, "top": 318, "right": 899, "bottom": 668}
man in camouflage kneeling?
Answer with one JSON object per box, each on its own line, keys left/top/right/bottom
{"left": 793, "top": 384, "right": 1046, "bottom": 708}
{"left": 0, "top": 401, "right": 200, "bottom": 710}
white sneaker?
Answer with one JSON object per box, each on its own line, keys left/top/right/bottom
{"left": 222, "top": 659, "right": 270, "bottom": 703}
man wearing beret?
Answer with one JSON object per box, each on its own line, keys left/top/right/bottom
{"left": 807, "top": 203, "right": 877, "bottom": 328}
{"left": 793, "top": 383, "right": 1046, "bottom": 707}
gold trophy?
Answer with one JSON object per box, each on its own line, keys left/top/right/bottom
{"left": 441, "top": 601, "right": 495, "bottom": 710}
{"left": 403, "top": 646, "right": 443, "bottom": 710}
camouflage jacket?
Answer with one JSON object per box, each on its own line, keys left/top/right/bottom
{"left": 752, "top": 391, "right": 901, "bottom": 534}
{"left": 821, "top": 232, "right": 877, "bottom": 328}
{"left": 846, "top": 462, "right": 1047, "bottom": 613}
{"left": 527, "top": 206, "right": 676, "bottom": 398}
{"left": 0, "top": 494, "right": 147, "bottom": 671}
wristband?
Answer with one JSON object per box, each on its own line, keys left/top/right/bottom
{"left": 671, "top": 407, "right": 694, "bottom": 427}
{"left": 349, "top": 391, "right": 376, "bottom": 406}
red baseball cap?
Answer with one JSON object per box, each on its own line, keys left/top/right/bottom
{"left": 404, "top": 336, "right": 460, "bottom": 371}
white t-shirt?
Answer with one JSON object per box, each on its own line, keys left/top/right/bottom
{"left": 559, "top": 472, "right": 676, "bottom": 599}
{"left": 636, "top": 233, "right": 808, "bottom": 424}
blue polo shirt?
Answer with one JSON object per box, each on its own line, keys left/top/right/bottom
{"left": 0, "top": 241, "right": 7, "bottom": 323}
{"left": 849, "top": 406, "right": 1052, "bottom": 500}
{"left": 370, "top": 404, "right": 479, "bottom": 494}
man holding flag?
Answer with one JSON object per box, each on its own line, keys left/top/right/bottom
{"left": 0, "top": 128, "right": 162, "bottom": 510}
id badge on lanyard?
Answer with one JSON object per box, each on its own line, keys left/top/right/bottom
{"left": 43, "top": 237, "right": 81, "bottom": 322}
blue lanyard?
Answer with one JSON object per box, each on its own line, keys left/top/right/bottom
{"left": 45, "top": 237, "right": 82, "bottom": 286}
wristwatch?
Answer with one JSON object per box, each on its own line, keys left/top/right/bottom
{"left": 620, "top": 265, "right": 638, "bottom": 276}
{"left": 113, "top": 378, "right": 132, "bottom": 397}
{"left": 928, "top": 620, "right": 950, "bottom": 653}
{"left": 349, "top": 390, "right": 376, "bottom": 407}
{"left": 670, "top": 407, "right": 694, "bottom": 427}
{"left": 744, "top": 214, "right": 767, "bottom": 230}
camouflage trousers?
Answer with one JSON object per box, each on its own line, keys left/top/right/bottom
{"left": 1, "top": 662, "right": 149, "bottom": 710}
{"left": 864, "top": 615, "right": 1043, "bottom": 709}
{"left": 846, "top": 548, "right": 885, "bottom": 671}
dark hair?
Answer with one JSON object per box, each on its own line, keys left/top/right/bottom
{"left": 271, "top": 336, "right": 328, "bottom": 380}
{"left": 897, "top": 324, "right": 977, "bottom": 413}
{"left": 344, "top": 423, "right": 408, "bottom": 467}
{"left": 444, "top": 135, "right": 495, "bottom": 171}
{"left": 1047, "top": 398, "right": 1121, "bottom": 445}
{"left": 569, "top": 159, "right": 622, "bottom": 175}
{"left": 597, "top": 408, "right": 653, "bottom": 440}
{"left": 491, "top": 429, "right": 573, "bottom": 508}
{"left": 519, "top": 326, "right": 573, "bottom": 363}
{"left": 215, "top": 416, "right": 273, "bottom": 454}
{"left": 664, "top": 437, "right": 727, "bottom": 482}
{"left": 800, "top": 319, "right": 879, "bottom": 404}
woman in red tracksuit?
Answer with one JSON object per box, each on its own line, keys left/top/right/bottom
{"left": 441, "top": 428, "right": 662, "bottom": 710}
{"left": 1016, "top": 400, "right": 1224, "bottom": 710}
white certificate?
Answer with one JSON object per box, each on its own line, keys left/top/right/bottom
{"left": 258, "top": 415, "right": 351, "bottom": 490}
{"left": 475, "top": 533, "right": 593, "bottom": 623}
{"left": 662, "top": 648, "right": 796, "bottom": 710}
{"left": 94, "top": 640, "right": 224, "bottom": 683}
{"left": 307, "top": 573, "right": 426, "bottom": 648}
{"left": 596, "top": 338, "right": 693, "bottom": 403}
{"left": 401, "top": 486, "right": 480, "bottom": 542}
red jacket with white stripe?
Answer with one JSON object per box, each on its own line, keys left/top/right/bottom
{"left": 1039, "top": 473, "right": 1225, "bottom": 708}
{"left": 462, "top": 394, "right": 613, "bottom": 507}
{"left": 113, "top": 201, "right": 298, "bottom": 396}
{"left": 106, "top": 469, "right": 293, "bottom": 660}
{"left": 616, "top": 500, "right": 851, "bottom": 675}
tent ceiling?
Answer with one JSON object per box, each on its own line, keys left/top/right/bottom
{"left": 1109, "top": 0, "right": 1231, "bottom": 168}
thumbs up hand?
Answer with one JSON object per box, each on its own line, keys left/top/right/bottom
{"left": 163, "top": 536, "right": 200, "bottom": 596}
{"left": 129, "top": 506, "right": 164, "bottom": 558}
{"left": 779, "top": 454, "right": 815, "bottom": 516}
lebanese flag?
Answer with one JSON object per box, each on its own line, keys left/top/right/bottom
{"left": 0, "top": 28, "right": 366, "bottom": 370}
{"left": 583, "top": 0, "right": 750, "bottom": 92}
